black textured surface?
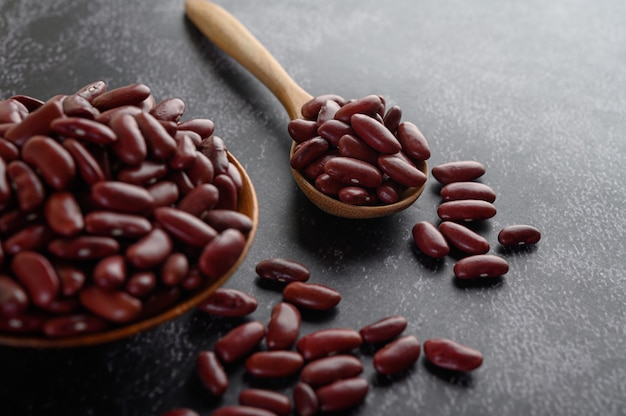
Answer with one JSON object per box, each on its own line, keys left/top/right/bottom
{"left": 1, "top": 0, "right": 625, "bottom": 415}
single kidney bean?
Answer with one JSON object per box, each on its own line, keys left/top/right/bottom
{"left": 7, "top": 160, "right": 45, "bottom": 212}
{"left": 439, "top": 221, "right": 490, "bottom": 255}
{"left": 423, "top": 338, "right": 483, "bottom": 371}
{"left": 39, "top": 297, "right": 79, "bottom": 315}
{"left": 168, "top": 170, "right": 196, "bottom": 195}
{"left": 315, "top": 377, "right": 369, "bottom": 413}
{"left": 437, "top": 200, "right": 497, "bottom": 222}
{"left": 203, "top": 210, "right": 253, "bottom": 234}
{"left": 91, "top": 181, "right": 155, "bottom": 214}
{"left": 21, "top": 135, "right": 76, "bottom": 190}
{"left": 117, "top": 161, "right": 168, "bottom": 186}
{"left": 62, "top": 138, "right": 106, "bottom": 185}
{"left": 412, "top": 221, "right": 450, "bottom": 259}
{"left": 10, "top": 251, "right": 59, "bottom": 308}
{"left": 93, "top": 255, "right": 127, "bottom": 290}
{"left": 0, "top": 275, "right": 29, "bottom": 316}
{"left": 205, "top": 136, "right": 230, "bottom": 175}
{"left": 4, "top": 99, "right": 63, "bottom": 147}
{"left": 214, "top": 321, "right": 266, "bottom": 364}
{"left": 334, "top": 94, "right": 383, "bottom": 123}
{"left": 92, "top": 83, "right": 151, "bottom": 110}
{"left": 301, "top": 94, "right": 346, "bottom": 120}
{"left": 302, "top": 151, "right": 337, "bottom": 180}
{"left": 0, "top": 138, "right": 20, "bottom": 161}
{"left": 148, "top": 180, "right": 180, "bottom": 207}
{"left": 209, "top": 406, "right": 277, "bottom": 416}
{"left": 138, "top": 286, "right": 181, "bottom": 320}
{"left": 266, "top": 302, "right": 301, "bottom": 350}
{"left": 0, "top": 209, "right": 38, "bottom": 236}
{"left": 126, "top": 228, "right": 172, "bottom": 269}
{"left": 396, "top": 121, "right": 430, "bottom": 161}
{"left": 350, "top": 113, "right": 401, "bottom": 154}
{"left": 314, "top": 173, "right": 344, "bottom": 196}
{"left": 198, "top": 228, "right": 246, "bottom": 278}
{"left": 324, "top": 156, "right": 383, "bottom": 188}
{"left": 338, "top": 134, "right": 379, "bottom": 165}
{"left": 55, "top": 264, "right": 86, "bottom": 297}
{"left": 160, "top": 253, "right": 189, "bottom": 286}
{"left": 79, "top": 286, "right": 142, "bottom": 323}
{"left": 48, "top": 236, "right": 120, "bottom": 260}
{"left": 0, "top": 312, "right": 46, "bottom": 333}
{"left": 186, "top": 152, "right": 215, "bottom": 186}
{"left": 453, "top": 254, "right": 509, "bottom": 279}
{"left": 290, "top": 136, "right": 329, "bottom": 170}
{"left": 296, "top": 328, "right": 362, "bottom": 361}
{"left": 245, "top": 350, "right": 304, "bottom": 378}
{"left": 181, "top": 267, "right": 204, "bottom": 292}
{"left": 338, "top": 186, "right": 377, "bottom": 206}
{"left": 283, "top": 282, "right": 341, "bottom": 311}
{"left": 62, "top": 94, "right": 99, "bottom": 119}
{"left": 42, "top": 314, "right": 109, "bottom": 338}
{"left": 96, "top": 105, "right": 143, "bottom": 125}
{"left": 3, "top": 223, "right": 54, "bottom": 255}
{"left": 9, "top": 94, "right": 44, "bottom": 112}
{"left": 198, "top": 288, "right": 258, "bottom": 317}
{"left": 376, "top": 178, "right": 403, "bottom": 204}
{"left": 151, "top": 98, "right": 185, "bottom": 122}
{"left": 498, "top": 224, "right": 541, "bottom": 246}
{"left": 125, "top": 271, "right": 157, "bottom": 298}
{"left": 378, "top": 154, "right": 427, "bottom": 188}
{"left": 214, "top": 174, "right": 239, "bottom": 211}
{"left": 85, "top": 211, "right": 152, "bottom": 238}
{"left": 170, "top": 133, "right": 197, "bottom": 170}
{"left": 135, "top": 111, "right": 177, "bottom": 161}
{"left": 73, "top": 80, "right": 107, "bottom": 102}
{"left": 160, "top": 409, "right": 200, "bottom": 416}
{"left": 300, "top": 355, "right": 363, "bottom": 387}
{"left": 0, "top": 98, "right": 28, "bottom": 123}
{"left": 239, "top": 389, "right": 291, "bottom": 416}
{"left": 293, "top": 382, "right": 318, "bottom": 416}
{"left": 255, "top": 258, "right": 310, "bottom": 284}
{"left": 373, "top": 335, "right": 421, "bottom": 375}
{"left": 226, "top": 162, "right": 243, "bottom": 192}
{"left": 176, "top": 183, "right": 219, "bottom": 217}
{"left": 177, "top": 118, "right": 215, "bottom": 139}
{"left": 432, "top": 160, "right": 485, "bottom": 184}
{"left": 440, "top": 181, "right": 496, "bottom": 202}
{"left": 196, "top": 350, "right": 228, "bottom": 396}
{"left": 316, "top": 99, "right": 341, "bottom": 124}
{"left": 317, "top": 119, "right": 355, "bottom": 146}
{"left": 359, "top": 315, "right": 408, "bottom": 344}
{"left": 44, "top": 192, "right": 84, "bottom": 237}
{"left": 383, "top": 105, "right": 402, "bottom": 132}
{"left": 51, "top": 117, "right": 117, "bottom": 144}
{"left": 154, "top": 206, "right": 217, "bottom": 247}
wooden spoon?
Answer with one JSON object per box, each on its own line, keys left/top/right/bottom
{"left": 185, "top": 0, "right": 427, "bottom": 219}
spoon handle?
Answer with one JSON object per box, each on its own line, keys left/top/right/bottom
{"left": 185, "top": 0, "right": 313, "bottom": 120}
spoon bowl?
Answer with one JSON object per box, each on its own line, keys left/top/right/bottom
{"left": 185, "top": 0, "right": 427, "bottom": 219}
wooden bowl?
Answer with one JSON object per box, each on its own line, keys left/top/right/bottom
{"left": 0, "top": 152, "right": 258, "bottom": 348}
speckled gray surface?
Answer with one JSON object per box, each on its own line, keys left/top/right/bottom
{"left": 1, "top": 0, "right": 625, "bottom": 415}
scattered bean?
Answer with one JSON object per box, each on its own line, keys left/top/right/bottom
{"left": 239, "top": 389, "right": 291, "bottom": 416}
{"left": 215, "top": 321, "right": 266, "bottom": 364}
{"left": 431, "top": 160, "right": 485, "bottom": 185}
{"left": 255, "top": 258, "right": 310, "bottom": 283}
{"left": 245, "top": 350, "right": 304, "bottom": 378}
{"left": 266, "top": 302, "right": 301, "bottom": 350}
{"left": 296, "top": 328, "right": 362, "bottom": 361}
{"left": 423, "top": 338, "right": 483, "bottom": 371}
{"left": 453, "top": 254, "right": 509, "bottom": 279}
{"left": 300, "top": 354, "right": 363, "bottom": 387}
{"left": 498, "top": 224, "right": 541, "bottom": 246}
{"left": 359, "top": 315, "right": 407, "bottom": 344}
{"left": 439, "top": 221, "right": 490, "bottom": 255}
{"left": 412, "top": 221, "right": 450, "bottom": 259}
{"left": 440, "top": 181, "right": 496, "bottom": 202}
{"left": 282, "top": 282, "right": 341, "bottom": 311}
{"left": 373, "top": 335, "right": 421, "bottom": 375}
{"left": 197, "top": 350, "right": 228, "bottom": 396}
{"left": 315, "top": 377, "right": 369, "bottom": 413}
{"left": 437, "top": 200, "right": 497, "bottom": 222}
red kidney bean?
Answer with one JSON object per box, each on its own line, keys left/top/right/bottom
{"left": 324, "top": 156, "right": 383, "bottom": 188}
{"left": 62, "top": 94, "right": 100, "bottom": 119}
{"left": 423, "top": 338, "right": 483, "bottom": 371}
{"left": 215, "top": 321, "right": 266, "bottom": 364}
{"left": 283, "top": 282, "right": 341, "bottom": 311}
{"left": 317, "top": 119, "right": 354, "bottom": 146}
{"left": 48, "top": 236, "right": 120, "bottom": 260}
{"left": 21, "top": 135, "right": 76, "bottom": 190}
{"left": 55, "top": 264, "right": 86, "bottom": 297}
{"left": 0, "top": 275, "right": 29, "bottom": 316}
{"left": 0, "top": 138, "right": 20, "bottom": 161}
{"left": 139, "top": 94, "right": 156, "bottom": 112}
{"left": 92, "top": 83, "right": 151, "bottom": 110}
{"left": 315, "top": 377, "right": 369, "bottom": 413}
{"left": 198, "top": 288, "right": 258, "bottom": 317}
{"left": 44, "top": 192, "right": 84, "bottom": 236}
{"left": 245, "top": 350, "right": 304, "bottom": 378}
{"left": 3, "top": 223, "right": 54, "bottom": 255}
{"left": 290, "top": 137, "right": 330, "bottom": 170}
{"left": 62, "top": 139, "right": 106, "bottom": 185}
{"left": 160, "top": 253, "right": 189, "bottom": 286}
{"left": 440, "top": 181, "right": 496, "bottom": 203}
{"left": 42, "top": 314, "right": 109, "bottom": 338}
{"left": 207, "top": 136, "right": 230, "bottom": 175}
{"left": 177, "top": 118, "right": 215, "bottom": 138}
{"left": 316, "top": 99, "right": 341, "bottom": 124}
{"left": 0, "top": 98, "right": 28, "bottom": 123}
{"left": 314, "top": 173, "right": 343, "bottom": 196}
{"left": 6, "top": 160, "right": 45, "bottom": 212}
{"left": 0, "top": 312, "right": 46, "bottom": 333}
{"left": 51, "top": 117, "right": 117, "bottom": 144}
{"left": 301, "top": 94, "right": 346, "bottom": 120}
{"left": 186, "top": 151, "right": 215, "bottom": 186}
{"left": 147, "top": 180, "right": 180, "bottom": 207}
{"left": 397, "top": 121, "right": 430, "bottom": 161}
{"left": 338, "top": 186, "right": 377, "bottom": 205}
{"left": 154, "top": 206, "right": 217, "bottom": 247}
{"left": 498, "top": 224, "right": 541, "bottom": 246}
{"left": 439, "top": 221, "right": 490, "bottom": 255}
{"left": 453, "top": 254, "right": 509, "bottom": 279}
{"left": 210, "top": 406, "right": 277, "bottom": 416}
{"left": 302, "top": 150, "right": 338, "bottom": 180}
{"left": 79, "top": 286, "right": 142, "bottom": 323}
{"left": 109, "top": 113, "right": 148, "bottom": 165}
{"left": 199, "top": 228, "right": 246, "bottom": 278}
{"left": 337, "top": 134, "right": 378, "bottom": 165}
{"left": 378, "top": 154, "right": 427, "bottom": 188}
{"left": 296, "top": 328, "right": 362, "bottom": 361}
{"left": 376, "top": 178, "right": 403, "bottom": 204}
{"left": 181, "top": 266, "right": 204, "bottom": 291}
{"left": 125, "top": 271, "right": 157, "bottom": 297}
{"left": 39, "top": 297, "right": 80, "bottom": 315}
{"left": 176, "top": 183, "right": 219, "bottom": 216}
{"left": 10, "top": 251, "right": 59, "bottom": 308}
{"left": 9, "top": 94, "right": 44, "bottom": 111}
{"left": 350, "top": 113, "right": 401, "bottom": 154}
{"left": 160, "top": 409, "right": 200, "bottom": 416}
{"left": 239, "top": 389, "right": 291, "bottom": 416}
{"left": 432, "top": 160, "right": 485, "bottom": 184}
{"left": 0, "top": 159, "right": 12, "bottom": 205}
{"left": 203, "top": 210, "right": 253, "bottom": 234}
{"left": 412, "top": 221, "right": 450, "bottom": 259}
{"left": 334, "top": 94, "right": 383, "bottom": 123}
{"left": 359, "top": 315, "right": 408, "bottom": 344}
{"left": 300, "top": 355, "right": 363, "bottom": 387}
{"left": 383, "top": 105, "right": 402, "bottom": 132}
{"left": 288, "top": 118, "right": 319, "bottom": 143}
{"left": 138, "top": 286, "right": 181, "bottom": 320}
{"left": 437, "top": 200, "right": 497, "bottom": 222}
{"left": 266, "top": 302, "right": 301, "bottom": 350}
{"left": 126, "top": 228, "right": 172, "bottom": 269}
{"left": 151, "top": 98, "right": 185, "bottom": 122}
{"left": 91, "top": 181, "right": 155, "bottom": 214}
{"left": 255, "top": 258, "right": 311, "bottom": 284}
{"left": 0, "top": 210, "right": 39, "bottom": 236}
{"left": 293, "top": 382, "right": 318, "bottom": 416}
{"left": 85, "top": 211, "right": 152, "bottom": 238}
{"left": 170, "top": 133, "right": 197, "bottom": 170}
{"left": 4, "top": 99, "right": 63, "bottom": 146}
{"left": 196, "top": 350, "right": 228, "bottom": 396}
{"left": 135, "top": 111, "right": 177, "bottom": 161}
{"left": 74, "top": 80, "right": 107, "bottom": 102}
{"left": 96, "top": 105, "right": 143, "bottom": 125}
{"left": 93, "top": 255, "right": 127, "bottom": 290}
{"left": 214, "top": 174, "right": 239, "bottom": 211}
{"left": 373, "top": 335, "right": 421, "bottom": 375}
{"left": 226, "top": 162, "right": 243, "bottom": 193}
